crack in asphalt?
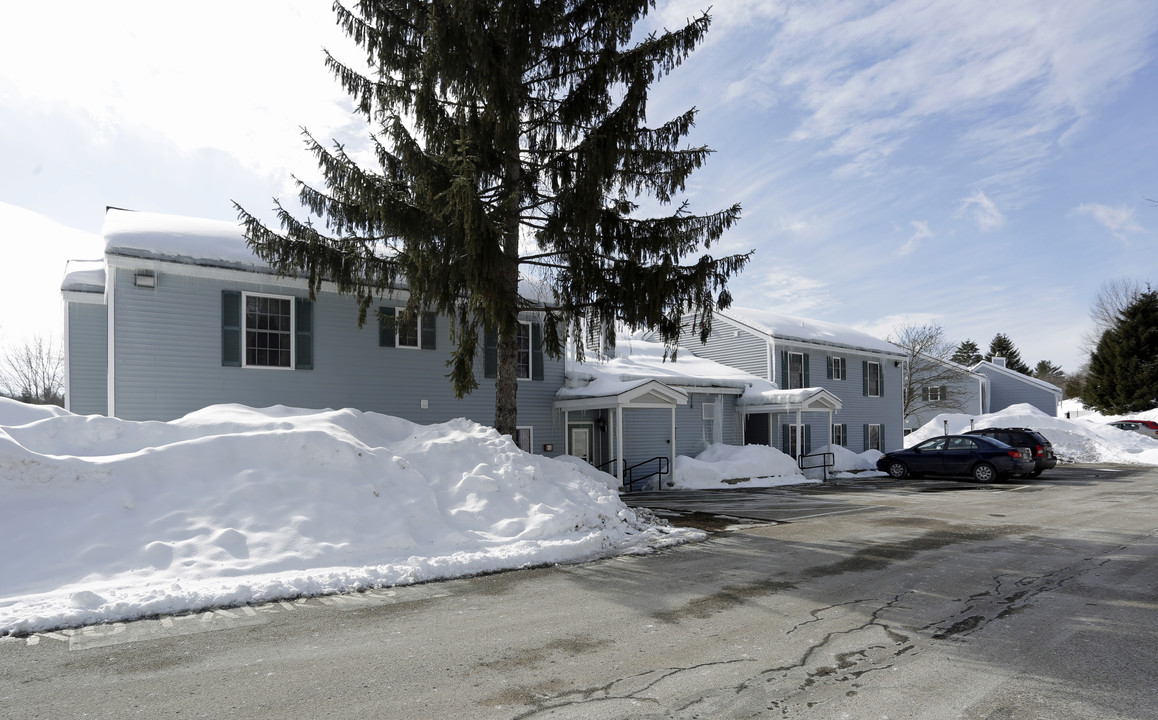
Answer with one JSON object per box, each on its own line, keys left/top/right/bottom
{"left": 499, "top": 532, "right": 1154, "bottom": 718}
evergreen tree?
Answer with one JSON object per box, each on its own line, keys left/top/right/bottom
{"left": 1082, "top": 291, "right": 1158, "bottom": 414}
{"left": 235, "top": 2, "right": 749, "bottom": 436}
{"left": 985, "top": 333, "right": 1031, "bottom": 374}
{"left": 950, "top": 339, "right": 983, "bottom": 367}
{"left": 1032, "top": 360, "right": 1066, "bottom": 388}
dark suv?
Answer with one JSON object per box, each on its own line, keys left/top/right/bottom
{"left": 964, "top": 427, "right": 1057, "bottom": 477}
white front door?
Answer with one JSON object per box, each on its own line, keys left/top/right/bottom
{"left": 569, "top": 425, "right": 592, "bottom": 463}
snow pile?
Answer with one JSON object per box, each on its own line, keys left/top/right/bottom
{"left": 814, "top": 443, "right": 884, "bottom": 473}
{"left": 0, "top": 403, "right": 702, "bottom": 635}
{"left": 905, "top": 403, "right": 1158, "bottom": 465}
{"left": 671, "top": 443, "right": 819, "bottom": 489}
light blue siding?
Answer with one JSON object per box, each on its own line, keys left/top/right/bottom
{"left": 668, "top": 317, "right": 769, "bottom": 379}
{"left": 905, "top": 373, "right": 985, "bottom": 431}
{"left": 66, "top": 302, "right": 108, "bottom": 415}
{"left": 978, "top": 365, "right": 1059, "bottom": 416}
{"left": 104, "top": 266, "right": 563, "bottom": 454}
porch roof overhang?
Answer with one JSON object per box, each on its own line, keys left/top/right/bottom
{"left": 554, "top": 378, "right": 689, "bottom": 412}
{"left": 738, "top": 387, "right": 843, "bottom": 414}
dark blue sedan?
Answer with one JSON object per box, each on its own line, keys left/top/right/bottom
{"left": 876, "top": 434, "right": 1035, "bottom": 483}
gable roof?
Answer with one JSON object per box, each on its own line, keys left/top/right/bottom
{"left": 719, "top": 307, "right": 906, "bottom": 357}
{"left": 971, "top": 360, "right": 1062, "bottom": 395}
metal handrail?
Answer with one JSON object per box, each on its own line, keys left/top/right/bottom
{"left": 624, "top": 456, "right": 670, "bottom": 492}
{"left": 798, "top": 451, "right": 835, "bottom": 481}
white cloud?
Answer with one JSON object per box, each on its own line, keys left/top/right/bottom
{"left": 722, "top": 0, "right": 1158, "bottom": 179}
{"left": 957, "top": 189, "right": 1006, "bottom": 231}
{"left": 896, "top": 220, "right": 933, "bottom": 257}
{"left": 855, "top": 313, "right": 942, "bottom": 342}
{"left": 1073, "top": 203, "right": 1146, "bottom": 241}
{"left": 742, "top": 267, "right": 832, "bottom": 316}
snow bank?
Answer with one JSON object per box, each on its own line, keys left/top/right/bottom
{"left": 0, "top": 403, "right": 701, "bottom": 635}
{"left": 905, "top": 403, "right": 1158, "bottom": 465}
{"left": 671, "top": 443, "right": 818, "bottom": 489}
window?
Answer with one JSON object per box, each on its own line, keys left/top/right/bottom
{"left": 867, "top": 423, "right": 882, "bottom": 451}
{"left": 946, "top": 437, "right": 977, "bottom": 451}
{"left": 788, "top": 352, "right": 805, "bottom": 389}
{"left": 398, "top": 313, "right": 419, "bottom": 348}
{"left": 832, "top": 424, "right": 846, "bottom": 447}
{"left": 926, "top": 386, "right": 942, "bottom": 401}
{"left": 865, "top": 361, "right": 882, "bottom": 397}
{"left": 829, "top": 356, "right": 845, "bottom": 380}
{"left": 484, "top": 321, "right": 543, "bottom": 381}
{"left": 245, "top": 293, "right": 293, "bottom": 368}
{"left": 378, "top": 307, "right": 436, "bottom": 350}
{"left": 515, "top": 427, "right": 533, "bottom": 454}
{"left": 517, "top": 321, "right": 532, "bottom": 379}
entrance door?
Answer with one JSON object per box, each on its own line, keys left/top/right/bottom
{"left": 568, "top": 424, "right": 593, "bottom": 463}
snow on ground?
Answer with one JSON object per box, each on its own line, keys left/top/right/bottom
{"left": 905, "top": 403, "right": 1158, "bottom": 465}
{"left": 671, "top": 443, "right": 818, "bottom": 489}
{"left": 0, "top": 400, "right": 703, "bottom": 636}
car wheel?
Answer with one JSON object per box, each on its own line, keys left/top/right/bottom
{"left": 887, "top": 461, "right": 908, "bottom": 479}
{"left": 971, "top": 462, "right": 997, "bottom": 483}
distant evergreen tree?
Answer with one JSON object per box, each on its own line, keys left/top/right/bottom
{"left": 986, "top": 334, "right": 1031, "bottom": 374}
{"left": 1032, "top": 360, "right": 1066, "bottom": 388}
{"left": 951, "top": 339, "right": 983, "bottom": 367}
{"left": 1082, "top": 291, "right": 1158, "bottom": 414}
{"left": 235, "top": 2, "right": 749, "bottom": 436}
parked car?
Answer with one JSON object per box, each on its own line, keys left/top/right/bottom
{"left": 1107, "top": 420, "right": 1158, "bottom": 440}
{"left": 876, "top": 434, "right": 1035, "bottom": 483}
{"left": 965, "top": 427, "right": 1058, "bottom": 478}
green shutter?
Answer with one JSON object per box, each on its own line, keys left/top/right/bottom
{"left": 804, "top": 424, "right": 812, "bottom": 454}
{"left": 378, "top": 307, "right": 395, "bottom": 347}
{"left": 880, "top": 424, "right": 885, "bottom": 451}
{"left": 295, "top": 298, "right": 313, "bottom": 370}
{"left": 922, "top": 387, "right": 929, "bottom": 401}
{"left": 826, "top": 356, "right": 833, "bottom": 380}
{"left": 841, "top": 424, "right": 848, "bottom": 447}
{"left": 803, "top": 353, "right": 810, "bottom": 387}
{"left": 484, "top": 327, "right": 497, "bottom": 378}
{"left": 781, "top": 424, "right": 789, "bottom": 454}
{"left": 532, "top": 322, "right": 544, "bottom": 381}
{"left": 879, "top": 363, "right": 885, "bottom": 396}
{"left": 781, "top": 350, "right": 788, "bottom": 388}
{"left": 421, "top": 312, "right": 436, "bottom": 350}
{"left": 222, "top": 290, "right": 241, "bottom": 367}
{"left": 863, "top": 424, "right": 869, "bottom": 450}
{"left": 863, "top": 361, "right": 869, "bottom": 396}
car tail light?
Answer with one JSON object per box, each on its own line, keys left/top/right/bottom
{"left": 1007, "top": 450, "right": 1023, "bottom": 459}
{"left": 1034, "top": 444, "right": 1044, "bottom": 458}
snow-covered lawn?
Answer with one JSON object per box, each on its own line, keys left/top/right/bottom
{"left": 6, "top": 397, "right": 1156, "bottom": 637}
{"left": 0, "top": 400, "right": 702, "bottom": 636}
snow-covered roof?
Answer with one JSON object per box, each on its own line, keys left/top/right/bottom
{"left": 562, "top": 339, "right": 841, "bottom": 411}
{"left": 721, "top": 307, "right": 907, "bottom": 357}
{"left": 971, "top": 360, "right": 1063, "bottom": 395}
{"left": 60, "top": 259, "right": 106, "bottom": 293}
{"left": 102, "top": 208, "right": 272, "bottom": 273}
{"left": 89, "top": 208, "right": 554, "bottom": 306}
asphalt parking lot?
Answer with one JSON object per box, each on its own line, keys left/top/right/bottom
{"left": 620, "top": 464, "right": 1133, "bottom": 529}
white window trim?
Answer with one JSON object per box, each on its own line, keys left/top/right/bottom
{"left": 832, "top": 424, "right": 844, "bottom": 447}
{"left": 394, "top": 312, "right": 423, "bottom": 349}
{"left": 788, "top": 351, "right": 805, "bottom": 390}
{"left": 867, "top": 361, "right": 882, "bottom": 397}
{"left": 927, "top": 386, "right": 942, "bottom": 401}
{"left": 516, "top": 320, "right": 533, "bottom": 381}
{"left": 242, "top": 291, "right": 295, "bottom": 370}
{"left": 831, "top": 356, "right": 845, "bottom": 380}
{"left": 867, "top": 423, "right": 882, "bottom": 451}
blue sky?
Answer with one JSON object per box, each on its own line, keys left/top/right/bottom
{"left": 2, "top": 0, "right": 1156, "bottom": 375}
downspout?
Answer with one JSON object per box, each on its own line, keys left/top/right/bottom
{"left": 106, "top": 263, "right": 116, "bottom": 418}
